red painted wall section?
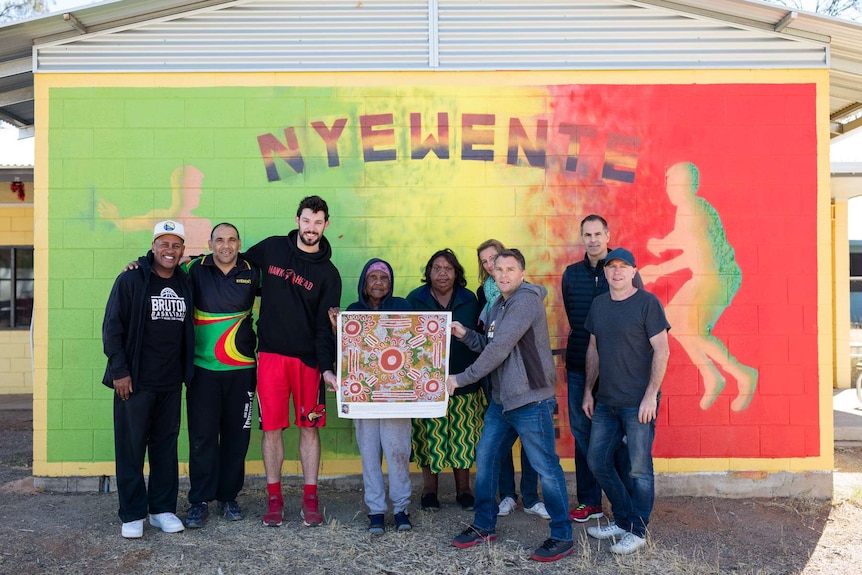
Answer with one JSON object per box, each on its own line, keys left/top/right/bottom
{"left": 545, "top": 83, "right": 818, "bottom": 459}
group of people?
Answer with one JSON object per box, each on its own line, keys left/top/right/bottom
{"left": 102, "top": 196, "right": 670, "bottom": 563}
{"left": 103, "top": 196, "right": 341, "bottom": 539}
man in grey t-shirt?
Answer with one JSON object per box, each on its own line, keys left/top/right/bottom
{"left": 581, "top": 247, "right": 670, "bottom": 555}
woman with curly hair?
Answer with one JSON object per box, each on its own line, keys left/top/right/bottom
{"left": 407, "top": 248, "right": 484, "bottom": 511}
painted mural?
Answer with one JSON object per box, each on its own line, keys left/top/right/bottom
{"left": 98, "top": 165, "right": 212, "bottom": 256}
{"left": 638, "top": 162, "right": 757, "bottom": 413}
{"left": 46, "top": 80, "right": 819, "bottom": 465}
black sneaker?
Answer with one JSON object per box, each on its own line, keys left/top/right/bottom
{"left": 452, "top": 525, "right": 496, "bottom": 549}
{"left": 184, "top": 502, "right": 209, "bottom": 529}
{"left": 394, "top": 511, "right": 412, "bottom": 531}
{"left": 218, "top": 500, "right": 244, "bottom": 521}
{"left": 420, "top": 492, "right": 440, "bottom": 511}
{"left": 530, "top": 538, "right": 574, "bottom": 562}
{"left": 368, "top": 513, "right": 385, "bottom": 534}
{"left": 456, "top": 493, "right": 475, "bottom": 511}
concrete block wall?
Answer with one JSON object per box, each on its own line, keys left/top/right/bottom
{"left": 33, "top": 70, "right": 832, "bottom": 482}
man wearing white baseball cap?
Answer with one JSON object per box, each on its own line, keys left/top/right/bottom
{"left": 102, "top": 220, "right": 195, "bottom": 539}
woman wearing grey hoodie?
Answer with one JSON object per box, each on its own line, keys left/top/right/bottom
{"left": 342, "top": 259, "right": 413, "bottom": 534}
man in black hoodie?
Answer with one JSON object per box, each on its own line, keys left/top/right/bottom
{"left": 102, "top": 220, "right": 194, "bottom": 539}
{"left": 243, "top": 196, "right": 342, "bottom": 528}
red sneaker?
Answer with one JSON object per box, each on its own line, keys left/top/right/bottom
{"left": 569, "top": 504, "right": 604, "bottom": 523}
{"left": 263, "top": 495, "right": 283, "bottom": 527}
{"left": 301, "top": 494, "right": 324, "bottom": 527}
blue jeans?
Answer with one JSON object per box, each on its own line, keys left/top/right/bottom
{"left": 498, "top": 443, "right": 540, "bottom": 507}
{"left": 567, "top": 370, "right": 631, "bottom": 506}
{"left": 587, "top": 401, "right": 657, "bottom": 538}
{"left": 473, "top": 399, "right": 572, "bottom": 541}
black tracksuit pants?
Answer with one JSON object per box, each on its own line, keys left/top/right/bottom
{"left": 113, "top": 387, "right": 181, "bottom": 523}
{"left": 186, "top": 367, "right": 256, "bottom": 504}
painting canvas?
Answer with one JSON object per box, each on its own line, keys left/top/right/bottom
{"left": 336, "top": 311, "right": 452, "bottom": 419}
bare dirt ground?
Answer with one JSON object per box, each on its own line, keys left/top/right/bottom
{"left": 2, "top": 404, "right": 862, "bottom": 575}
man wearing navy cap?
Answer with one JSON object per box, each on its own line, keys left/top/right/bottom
{"left": 581, "top": 247, "right": 670, "bottom": 555}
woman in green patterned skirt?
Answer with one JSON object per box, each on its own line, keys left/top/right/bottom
{"left": 406, "top": 249, "right": 485, "bottom": 511}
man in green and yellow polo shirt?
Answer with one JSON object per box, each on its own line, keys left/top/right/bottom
{"left": 181, "top": 222, "right": 260, "bottom": 528}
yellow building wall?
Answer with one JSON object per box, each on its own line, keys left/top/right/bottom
{"left": 833, "top": 201, "right": 851, "bottom": 389}
{"left": 0, "top": 202, "right": 34, "bottom": 394}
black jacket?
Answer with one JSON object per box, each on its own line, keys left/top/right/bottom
{"left": 101, "top": 252, "right": 195, "bottom": 388}
{"left": 406, "top": 284, "right": 481, "bottom": 396}
{"left": 243, "top": 230, "right": 342, "bottom": 373}
{"left": 562, "top": 250, "right": 643, "bottom": 372}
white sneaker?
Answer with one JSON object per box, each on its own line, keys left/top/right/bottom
{"left": 586, "top": 521, "right": 627, "bottom": 540}
{"left": 524, "top": 501, "right": 551, "bottom": 520}
{"left": 497, "top": 496, "right": 517, "bottom": 516}
{"left": 610, "top": 532, "right": 647, "bottom": 554}
{"left": 149, "top": 512, "right": 185, "bottom": 533}
{"left": 121, "top": 519, "right": 144, "bottom": 539}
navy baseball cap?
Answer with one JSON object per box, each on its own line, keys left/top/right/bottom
{"left": 605, "top": 247, "right": 636, "bottom": 267}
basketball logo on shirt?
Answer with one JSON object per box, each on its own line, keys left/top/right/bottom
{"left": 151, "top": 287, "right": 186, "bottom": 321}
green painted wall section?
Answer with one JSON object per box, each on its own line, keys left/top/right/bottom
{"left": 46, "top": 85, "right": 551, "bottom": 463}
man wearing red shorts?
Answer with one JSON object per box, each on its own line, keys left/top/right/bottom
{"left": 243, "top": 196, "right": 342, "bottom": 527}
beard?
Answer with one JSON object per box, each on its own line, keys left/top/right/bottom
{"left": 299, "top": 232, "right": 321, "bottom": 247}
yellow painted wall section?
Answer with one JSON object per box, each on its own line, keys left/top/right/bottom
{"left": 833, "top": 201, "right": 850, "bottom": 389}
{"left": 0, "top": 203, "right": 33, "bottom": 244}
{"left": 0, "top": 330, "right": 32, "bottom": 394}
{"left": 817, "top": 81, "right": 836, "bottom": 473}
{"left": 0, "top": 204, "right": 34, "bottom": 394}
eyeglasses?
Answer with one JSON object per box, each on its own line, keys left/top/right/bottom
{"left": 431, "top": 265, "right": 454, "bottom": 274}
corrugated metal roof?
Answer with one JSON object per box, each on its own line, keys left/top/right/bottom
{"left": 0, "top": 0, "right": 236, "bottom": 127}
{"left": 32, "top": 0, "right": 827, "bottom": 72}
{"left": 435, "top": 1, "right": 825, "bottom": 69}
{"left": 37, "top": 1, "right": 432, "bottom": 72}
{"left": 1, "top": 0, "right": 862, "bottom": 138}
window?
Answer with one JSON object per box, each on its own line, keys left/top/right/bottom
{"left": 850, "top": 242, "right": 862, "bottom": 383}
{"left": 852, "top": 248, "right": 862, "bottom": 324}
{"left": 0, "top": 247, "right": 33, "bottom": 329}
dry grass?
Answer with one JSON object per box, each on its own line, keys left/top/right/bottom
{"left": 0, "top": 482, "right": 857, "bottom": 575}
{"left": 2, "top": 402, "right": 862, "bottom": 575}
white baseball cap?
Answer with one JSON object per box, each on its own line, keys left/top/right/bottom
{"left": 153, "top": 220, "right": 185, "bottom": 241}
